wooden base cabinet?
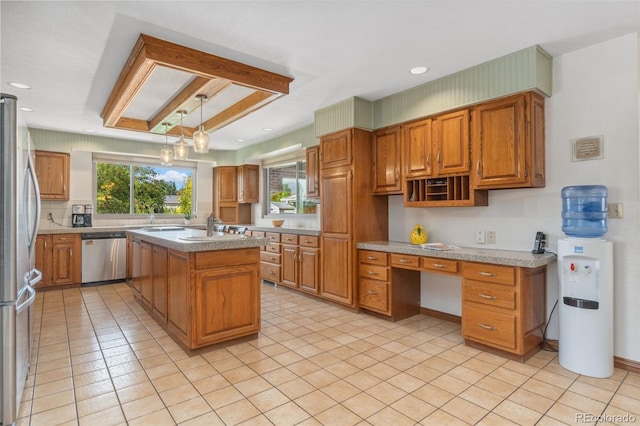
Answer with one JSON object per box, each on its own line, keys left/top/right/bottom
{"left": 35, "top": 234, "right": 81, "bottom": 289}
{"left": 279, "top": 234, "right": 320, "bottom": 294}
{"left": 130, "top": 237, "right": 261, "bottom": 350}
{"left": 462, "top": 262, "right": 546, "bottom": 360}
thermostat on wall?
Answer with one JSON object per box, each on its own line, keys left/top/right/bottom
{"left": 572, "top": 135, "right": 603, "bottom": 161}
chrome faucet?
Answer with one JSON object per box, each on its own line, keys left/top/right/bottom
{"left": 206, "top": 213, "right": 215, "bottom": 236}
{"left": 150, "top": 203, "right": 159, "bottom": 224}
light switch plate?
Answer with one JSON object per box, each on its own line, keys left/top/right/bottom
{"left": 607, "top": 203, "right": 623, "bottom": 219}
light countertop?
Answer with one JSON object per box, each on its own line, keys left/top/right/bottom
{"left": 357, "top": 241, "right": 557, "bottom": 268}
{"left": 126, "top": 228, "right": 270, "bottom": 252}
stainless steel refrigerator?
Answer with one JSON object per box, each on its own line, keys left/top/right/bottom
{"left": 1, "top": 93, "right": 41, "bottom": 425}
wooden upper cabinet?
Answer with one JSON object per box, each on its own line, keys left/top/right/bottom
{"left": 35, "top": 150, "right": 70, "bottom": 200}
{"left": 372, "top": 126, "right": 402, "bottom": 194}
{"left": 320, "top": 129, "right": 352, "bottom": 169}
{"left": 215, "top": 166, "right": 238, "bottom": 202}
{"left": 306, "top": 146, "right": 320, "bottom": 198}
{"left": 434, "top": 109, "right": 470, "bottom": 175}
{"left": 237, "top": 164, "right": 259, "bottom": 203}
{"left": 404, "top": 118, "right": 433, "bottom": 178}
{"left": 472, "top": 92, "right": 545, "bottom": 189}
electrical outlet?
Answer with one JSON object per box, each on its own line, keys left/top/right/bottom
{"left": 486, "top": 231, "right": 496, "bottom": 244}
{"left": 607, "top": 203, "right": 623, "bottom": 219}
{"left": 476, "top": 230, "right": 486, "bottom": 244}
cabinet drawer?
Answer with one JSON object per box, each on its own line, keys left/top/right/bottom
{"left": 299, "top": 235, "right": 319, "bottom": 248}
{"left": 260, "top": 262, "right": 281, "bottom": 282}
{"left": 52, "top": 234, "right": 75, "bottom": 243}
{"left": 464, "top": 281, "right": 516, "bottom": 310}
{"left": 358, "top": 264, "right": 388, "bottom": 281}
{"left": 265, "top": 232, "right": 281, "bottom": 243}
{"left": 265, "top": 243, "right": 281, "bottom": 254}
{"left": 463, "top": 262, "right": 515, "bottom": 286}
{"left": 281, "top": 234, "right": 298, "bottom": 245}
{"left": 359, "top": 278, "right": 389, "bottom": 314}
{"left": 463, "top": 305, "right": 516, "bottom": 349}
{"left": 252, "top": 231, "right": 265, "bottom": 238}
{"left": 359, "top": 250, "right": 388, "bottom": 266}
{"left": 260, "top": 251, "right": 281, "bottom": 264}
{"left": 421, "top": 257, "right": 459, "bottom": 274}
{"left": 390, "top": 253, "right": 420, "bottom": 269}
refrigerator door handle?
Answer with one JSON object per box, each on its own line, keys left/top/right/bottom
{"left": 16, "top": 283, "right": 36, "bottom": 314}
{"left": 25, "top": 152, "right": 41, "bottom": 257}
{"left": 27, "top": 268, "right": 42, "bottom": 287}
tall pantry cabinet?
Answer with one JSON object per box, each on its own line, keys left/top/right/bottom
{"left": 319, "top": 128, "right": 388, "bottom": 307}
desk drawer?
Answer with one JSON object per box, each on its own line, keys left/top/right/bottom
{"left": 359, "top": 278, "right": 389, "bottom": 314}
{"left": 358, "top": 264, "right": 388, "bottom": 281}
{"left": 463, "top": 262, "right": 515, "bottom": 286}
{"left": 463, "top": 305, "right": 516, "bottom": 349}
{"left": 464, "top": 281, "right": 516, "bottom": 310}
{"left": 421, "top": 257, "right": 459, "bottom": 274}
{"left": 281, "top": 234, "right": 298, "bottom": 245}
{"left": 265, "top": 243, "right": 281, "bottom": 254}
{"left": 390, "top": 253, "right": 420, "bottom": 269}
{"left": 359, "top": 250, "right": 388, "bottom": 266}
{"left": 260, "top": 251, "right": 281, "bottom": 264}
{"left": 299, "top": 236, "right": 319, "bottom": 248}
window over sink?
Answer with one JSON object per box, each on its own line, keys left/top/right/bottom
{"left": 93, "top": 153, "right": 196, "bottom": 218}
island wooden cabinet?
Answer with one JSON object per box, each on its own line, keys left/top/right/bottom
{"left": 472, "top": 91, "right": 545, "bottom": 189}
{"left": 35, "top": 234, "right": 81, "bottom": 289}
{"left": 372, "top": 126, "right": 402, "bottom": 194}
{"left": 320, "top": 128, "right": 388, "bottom": 307}
{"left": 306, "top": 146, "right": 320, "bottom": 198}
{"left": 130, "top": 237, "right": 261, "bottom": 350}
{"left": 34, "top": 150, "right": 70, "bottom": 200}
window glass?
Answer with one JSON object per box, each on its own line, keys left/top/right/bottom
{"left": 264, "top": 161, "right": 318, "bottom": 216}
{"left": 95, "top": 160, "right": 194, "bottom": 216}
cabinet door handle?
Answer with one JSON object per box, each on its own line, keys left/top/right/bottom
{"left": 437, "top": 151, "right": 441, "bottom": 166}
{"left": 304, "top": 239, "right": 312, "bottom": 244}
{"left": 431, "top": 263, "right": 447, "bottom": 268}
{"left": 478, "top": 293, "right": 497, "bottom": 300}
{"left": 478, "top": 323, "right": 496, "bottom": 331}
{"left": 398, "top": 258, "right": 411, "bottom": 263}
{"left": 368, "top": 290, "right": 378, "bottom": 295}
{"left": 478, "top": 271, "right": 497, "bottom": 277}
{"left": 476, "top": 160, "right": 481, "bottom": 176}
{"left": 367, "top": 256, "right": 378, "bottom": 260}
{"left": 367, "top": 271, "right": 379, "bottom": 276}
{"left": 426, "top": 153, "right": 431, "bottom": 165}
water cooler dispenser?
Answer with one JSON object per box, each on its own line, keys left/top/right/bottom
{"left": 558, "top": 185, "right": 613, "bottom": 377}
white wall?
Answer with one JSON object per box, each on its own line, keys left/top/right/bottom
{"left": 390, "top": 33, "right": 640, "bottom": 362}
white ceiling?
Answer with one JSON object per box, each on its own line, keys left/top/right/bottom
{"left": 2, "top": 1, "right": 639, "bottom": 151}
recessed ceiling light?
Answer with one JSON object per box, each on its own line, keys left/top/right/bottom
{"left": 236, "top": 139, "right": 245, "bottom": 143}
{"left": 19, "top": 107, "right": 34, "bottom": 112}
{"left": 8, "top": 82, "right": 30, "bottom": 89}
{"left": 410, "top": 66, "right": 429, "bottom": 75}
{"left": 84, "top": 129, "right": 97, "bottom": 133}
{"left": 263, "top": 128, "right": 273, "bottom": 132}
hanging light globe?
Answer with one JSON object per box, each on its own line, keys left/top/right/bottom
{"left": 193, "top": 94, "right": 210, "bottom": 154}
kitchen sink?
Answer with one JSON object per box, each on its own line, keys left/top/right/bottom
{"left": 142, "top": 226, "right": 185, "bottom": 232}
{"left": 179, "top": 235, "right": 247, "bottom": 241}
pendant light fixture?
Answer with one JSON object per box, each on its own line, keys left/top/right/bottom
{"left": 159, "top": 122, "right": 174, "bottom": 166}
{"left": 193, "top": 94, "right": 210, "bottom": 154}
{"left": 174, "top": 110, "right": 189, "bottom": 160}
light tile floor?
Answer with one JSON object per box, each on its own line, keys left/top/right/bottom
{"left": 19, "top": 282, "right": 640, "bottom": 425}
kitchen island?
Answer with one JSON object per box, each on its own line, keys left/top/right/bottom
{"left": 126, "top": 227, "right": 270, "bottom": 350}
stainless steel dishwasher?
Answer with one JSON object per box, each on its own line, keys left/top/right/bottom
{"left": 81, "top": 231, "right": 127, "bottom": 285}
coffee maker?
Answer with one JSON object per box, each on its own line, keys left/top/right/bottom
{"left": 83, "top": 204, "right": 93, "bottom": 227}
{"left": 72, "top": 204, "right": 85, "bottom": 227}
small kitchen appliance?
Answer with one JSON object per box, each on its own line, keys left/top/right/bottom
{"left": 557, "top": 185, "right": 613, "bottom": 378}
{"left": 83, "top": 203, "right": 93, "bottom": 227}
{"left": 72, "top": 204, "right": 85, "bottom": 227}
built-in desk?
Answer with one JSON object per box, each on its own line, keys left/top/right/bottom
{"left": 356, "top": 241, "right": 557, "bottom": 361}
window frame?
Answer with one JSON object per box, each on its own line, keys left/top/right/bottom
{"left": 262, "top": 157, "right": 318, "bottom": 219}
{"left": 92, "top": 153, "right": 197, "bottom": 219}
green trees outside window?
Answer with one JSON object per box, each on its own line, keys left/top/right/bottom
{"left": 96, "top": 162, "right": 193, "bottom": 216}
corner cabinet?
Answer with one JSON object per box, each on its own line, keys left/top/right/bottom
{"left": 320, "top": 128, "right": 388, "bottom": 307}
{"left": 213, "top": 165, "right": 255, "bottom": 224}
{"left": 472, "top": 91, "right": 545, "bottom": 189}
{"left": 35, "top": 150, "right": 70, "bottom": 200}
{"left": 372, "top": 126, "right": 402, "bottom": 194}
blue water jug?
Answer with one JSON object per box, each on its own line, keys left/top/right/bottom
{"left": 561, "top": 185, "right": 608, "bottom": 238}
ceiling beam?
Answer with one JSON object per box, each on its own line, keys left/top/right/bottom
{"left": 203, "top": 91, "right": 275, "bottom": 132}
